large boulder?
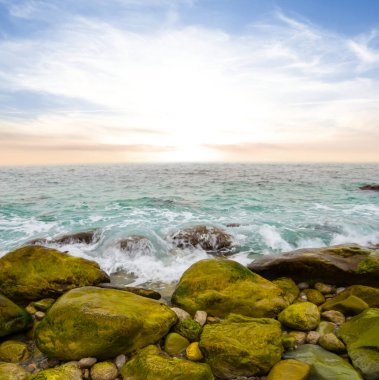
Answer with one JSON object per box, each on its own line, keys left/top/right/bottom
{"left": 171, "top": 259, "right": 288, "bottom": 318}
{"left": 35, "top": 286, "right": 177, "bottom": 360}
{"left": 199, "top": 314, "right": 283, "bottom": 379}
{"left": 0, "top": 246, "right": 109, "bottom": 302}
{"left": 338, "top": 308, "right": 379, "bottom": 380}
{"left": 169, "top": 225, "right": 233, "bottom": 254}
{"left": 0, "top": 293, "right": 32, "bottom": 337}
{"left": 248, "top": 244, "right": 379, "bottom": 287}
{"left": 120, "top": 345, "right": 214, "bottom": 380}
{"left": 284, "top": 344, "right": 363, "bottom": 380}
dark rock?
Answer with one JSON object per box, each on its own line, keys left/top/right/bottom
{"left": 359, "top": 184, "right": 379, "bottom": 191}
{"left": 28, "top": 230, "right": 99, "bottom": 246}
{"left": 117, "top": 236, "right": 153, "bottom": 257}
{"left": 248, "top": 244, "right": 379, "bottom": 287}
{"left": 97, "top": 283, "right": 161, "bottom": 300}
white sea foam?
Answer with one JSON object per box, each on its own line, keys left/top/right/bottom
{"left": 258, "top": 224, "right": 293, "bottom": 251}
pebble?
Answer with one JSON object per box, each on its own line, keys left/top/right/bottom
{"left": 336, "top": 287, "right": 346, "bottom": 294}
{"left": 78, "top": 357, "right": 97, "bottom": 368}
{"left": 314, "top": 282, "right": 335, "bottom": 294}
{"left": 297, "top": 282, "right": 309, "bottom": 290}
{"left": 35, "top": 311, "right": 45, "bottom": 320}
{"left": 306, "top": 331, "right": 320, "bottom": 344}
{"left": 26, "top": 305, "right": 37, "bottom": 315}
{"left": 171, "top": 307, "right": 191, "bottom": 321}
{"left": 91, "top": 361, "right": 118, "bottom": 380}
{"left": 114, "top": 354, "right": 126, "bottom": 370}
{"left": 194, "top": 311, "right": 207, "bottom": 327}
{"left": 288, "top": 331, "right": 307, "bottom": 345}
{"left": 321, "top": 310, "right": 345, "bottom": 325}
{"left": 206, "top": 316, "right": 222, "bottom": 324}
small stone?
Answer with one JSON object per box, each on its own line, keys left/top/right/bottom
{"left": 336, "top": 287, "right": 346, "bottom": 294}
{"left": 288, "top": 331, "right": 307, "bottom": 346}
{"left": 206, "top": 316, "right": 221, "bottom": 324}
{"left": 314, "top": 282, "right": 334, "bottom": 294}
{"left": 282, "top": 335, "right": 297, "bottom": 350}
{"left": 114, "top": 354, "right": 126, "bottom": 370}
{"left": 170, "top": 307, "right": 191, "bottom": 321}
{"left": 26, "top": 304, "right": 37, "bottom": 315}
{"left": 78, "top": 357, "right": 97, "bottom": 368}
{"left": 297, "top": 282, "right": 309, "bottom": 290}
{"left": 316, "top": 321, "right": 336, "bottom": 336}
{"left": 321, "top": 310, "right": 345, "bottom": 325}
{"left": 0, "top": 340, "right": 30, "bottom": 363}
{"left": 194, "top": 311, "right": 207, "bottom": 327}
{"left": 266, "top": 359, "right": 311, "bottom": 380}
{"left": 90, "top": 361, "right": 118, "bottom": 380}
{"left": 324, "top": 294, "right": 335, "bottom": 299}
{"left": 82, "top": 368, "right": 90, "bottom": 379}
{"left": 319, "top": 333, "right": 346, "bottom": 353}
{"left": 186, "top": 342, "right": 204, "bottom": 361}
{"left": 164, "top": 333, "right": 190, "bottom": 355}
{"left": 32, "top": 298, "right": 55, "bottom": 311}
{"left": 306, "top": 331, "right": 320, "bottom": 344}
{"left": 174, "top": 319, "right": 202, "bottom": 341}
{"left": 302, "top": 289, "right": 325, "bottom": 306}
{"left": 35, "top": 311, "right": 45, "bottom": 320}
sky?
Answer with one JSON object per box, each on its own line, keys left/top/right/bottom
{"left": 0, "top": 0, "right": 379, "bottom": 165}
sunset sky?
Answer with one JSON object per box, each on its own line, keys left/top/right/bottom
{"left": 1, "top": 0, "right": 379, "bottom": 165}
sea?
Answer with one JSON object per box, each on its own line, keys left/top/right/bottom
{"left": 1, "top": 163, "right": 378, "bottom": 290}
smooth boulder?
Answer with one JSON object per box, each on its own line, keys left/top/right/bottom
{"left": 199, "top": 314, "right": 283, "bottom": 379}
{"left": 278, "top": 302, "right": 320, "bottom": 331}
{"left": 0, "top": 246, "right": 109, "bottom": 302}
{"left": 35, "top": 287, "right": 177, "bottom": 360}
{"left": 172, "top": 259, "right": 287, "bottom": 318}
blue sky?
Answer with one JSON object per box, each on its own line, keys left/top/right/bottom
{"left": 1, "top": 0, "right": 379, "bottom": 164}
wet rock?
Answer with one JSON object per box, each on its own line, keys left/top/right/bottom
{"left": 35, "top": 287, "right": 177, "bottom": 360}
{"left": 172, "top": 259, "right": 288, "bottom": 318}
{"left": 174, "top": 319, "right": 202, "bottom": 341}
{"left": 359, "top": 184, "right": 379, "bottom": 191}
{"left": 200, "top": 314, "right": 283, "bottom": 379}
{"left": 278, "top": 302, "right": 320, "bottom": 331}
{"left": 78, "top": 357, "right": 97, "bottom": 368}
{"left": 117, "top": 235, "right": 153, "bottom": 257}
{"left": 319, "top": 333, "right": 346, "bottom": 353}
{"left": 266, "top": 359, "right": 311, "bottom": 380}
{"left": 0, "top": 340, "right": 30, "bottom": 363}
{"left": 194, "top": 311, "right": 207, "bottom": 327}
{"left": 321, "top": 310, "right": 345, "bottom": 325}
{"left": 97, "top": 283, "right": 161, "bottom": 300}
{"left": 29, "top": 361, "right": 82, "bottom": 379}
{"left": 164, "top": 333, "right": 190, "bottom": 355}
{"left": 171, "top": 307, "right": 191, "bottom": 321}
{"left": 90, "top": 361, "right": 118, "bottom": 380}
{"left": 186, "top": 342, "right": 204, "bottom": 361}
{"left": 225, "top": 223, "right": 240, "bottom": 227}
{"left": 170, "top": 225, "right": 233, "bottom": 254}
{"left": 306, "top": 331, "right": 320, "bottom": 344}
{"left": 52, "top": 230, "right": 99, "bottom": 245}
{"left": 248, "top": 244, "right": 379, "bottom": 287}
{"left": 120, "top": 345, "right": 214, "bottom": 380}
{"left": 302, "top": 289, "right": 325, "bottom": 305}
{"left": 0, "top": 293, "right": 33, "bottom": 337}
{"left": 272, "top": 277, "right": 299, "bottom": 304}
{"left": 0, "top": 245, "right": 109, "bottom": 302}
{"left": 321, "top": 295, "right": 369, "bottom": 315}
{"left": 0, "top": 363, "right": 30, "bottom": 380}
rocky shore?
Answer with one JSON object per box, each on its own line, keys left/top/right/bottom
{"left": 0, "top": 233, "right": 378, "bottom": 379}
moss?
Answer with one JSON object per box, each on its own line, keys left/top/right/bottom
{"left": 302, "top": 289, "right": 325, "bottom": 305}
{"left": 356, "top": 257, "right": 379, "bottom": 274}
{"left": 30, "top": 362, "right": 81, "bottom": 380}
{"left": 32, "top": 299, "right": 55, "bottom": 312}
{"left": 321, "top": 295, "right": 368, "bottom": 315}
{"left": 164, "top": 333, "right": 190, "bottom": 355}
{"left": 174, "top": 319, "right": 203, "bottom": 341}
{"left": 272, "top": 277, "right": 299, "bottom": 304}
{"left": 278, "top": 302, "right": 320, "bottom": 331}
{"left": 0, "top": 340, "right": 30, "bottom": 363}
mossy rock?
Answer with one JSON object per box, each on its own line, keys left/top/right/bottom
{"left": 30, "top": 362, "right": 82, "bottom": 379}
{"left": 248, "top": 244, "right": 379, "bottom": 286}
{"left": 0, "top": 293, "right": 33, "bottom": 337}
{"left": 302, "top": 289, "right": 325, "bottom": 305}
{"left": 31, "top": 299, "right": 55, "bottom": 312}
{"left": 164, "top": 333, "right": 190, "bottom": 355}
{"left": 266, "top": 359, "right": 311, "bottom": 380}
{"left": 338, "top": 308, "right": 379, "bottom": 380}
{"left": 316, "top": 321, "right": 336, "bottom": 336}
{"left": 172, "top": 259, "right": 288, "bottom": 318}
{"left": 278, "top": 302, "right": 320, "bottom": 331}
{"left": 199, "top": 313, "right": 283, "bottom": 379}
{"left": 272, "top": 277, "right": 299, "bottom": 304}
{"left": 35, "top": 286, "right": 177, "bottom": 360}
{"left": 174, "top": 319, "right": 203, "bottom": 341}
{"left": 284, "top": 344, "right": 363, "bottom": 380}
{"left": 0, "top": 363, "right": 30, "bottom": 380}
{"left": 120, "top": 345, "right": 214, "bottom": 380}
{"left": 186, "top": 342, "right": 204, "bottom": 361}
{"left": 0, "top": 340, "right": 30, "bottom": 363}
{"left": 321, "top": 295, "right": 368, "bottom": 315}
{"left": 0, "top": 246, "right": 109, "bottom": 302}
{"left": 90, "top": 361, "right": 118, "bottom": 380}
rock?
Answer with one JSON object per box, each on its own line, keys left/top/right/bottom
{"left": 35, "top": 286, "right": 177, "bottom": 360}
{"left": 297, "top": 282, "right": 309, "bottom": 290}
{"left": 282, "top": 334, "right": 297, "bottom": 350}
{"left": 90, "top": 361, "right": 118, "bottom": 380}
{"left": 120, "top": 345, "right": 214, "bottom": 380}
{"left": 169, "top": 225, "right": 233, "bottom": 254}
{"left": 174, "top": 319, "right": 203, "bottom": 341}
{"left": 0, "top": 246, "right": 109, "bottom": 302}
{"left": 32, "top": 299, "right": 55, "bottom": 312}
{"left": 97, "top": 283, "right": 161, "bottom": 300}
{"left": 306, "top": 331, "right": 320, "bottom": 344}
{"left": 321, "top": 310, "right": 345, "bottom": 325}
{"left": 171, "top": 259, "right": 288, "bottom": 318}
{"left": 338, "top": 308, "right": 379, "bottom": 380}
{"left": 288, "top": 331, "right": 307, "bottom": 346}
{"left": 248, "top": 244, "right": 379, "bottom": 287}
{"left": 78, "top": 357, "right": 97, "bottom": 368}
{"left": 314, "top": 282, "right": 335, "bottom": 294}
{"left": 359, "top": 184, "right": 379, "bottom": 191}
{"left": 26, "top": 304, "right": 38, "bottom": 314}
{"left": 278, "top": 302, "right": 320, "bottom": 331}
{"left": 0, "top": 340, "right": 30, "bottom": 363}
{"left": 171, "top": 307, "right": 191, "bottom": 321}
{"left": 29, "top": 362, "right": 82, "bottom": 379}
{"left": 114, "top": 354, "right": 126, "bottom": 370}
{"left": 0, "top": 293, "right": 33, "bottom": 337}
{"left": 302, "top": 289, "right": 325, "bottom": 305}
{"left": 272, "top": 277, "right": 299, "bottom": 304}
{"left": 226, "top": 223, "right": 240, "bottom": 227}
{"left": 199, "top": 313, "right": 283, "bottom": 379}
{"left": 186, "top": 342, "right": 204, "bottom": 361}
{"left": 51, "top": 230, "right": 99, "bottom": 244}
{"left": 194, "top": 310, "right": 207, "bottom": 326}
{"left": 0, "top": 363, "right": 30, "bottom": 380}
{"left": 284, "top": 344, "right": 363, "bottom": 380}
{"left": 316, "top": 321, "right": 336, "bottom": 336}
{"left": 118, "top": 236, "right": 153, "bottom": 257}
{"left": 321, "top": 295, "right": 369, "bottom": 315}
{"left": 35, "top": 311, "right": 45, "bottom": 320}
{"left": 266, "top": 359, "right": 311, "bottom": 380}
{"left": 164, "top": 333, "right": 190, "bottom": 355}
{"left": 319, "top": 333, "right": 346, "bottom": 353}
{"left": 206, "top": 316, "right": 221, "bottom": 324}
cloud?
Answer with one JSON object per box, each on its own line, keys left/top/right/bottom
{"left": 0, "top": 1, "right": 379, "bottom": 163}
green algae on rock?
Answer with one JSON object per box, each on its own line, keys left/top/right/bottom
{"left": 31, "top": 299, "right": 55, "bottom": 312}
{"left": 35, "top": 286, "right": 177, "bottom": 360}
{"left": 171, "top": 259, "right": 287, "bottom": 318}
{"left": 302, "top": 289, "right": 325, "bottom": 305}
{"left": 120, "top": 345, "right": 214, "bottom": 380}
{"left": 0, "top": 293, "right": 33, "bottom": 337}
{"left": 90, "top": 361, "right": 118, "bottom": 380}
{"left": 321, "top": 295, "right": 369, "bottom": 315}
{"left": 284, "top": 344, "right": 363, "bottom": 380}
{"left": 0, "top": 363, "right": 30, "bottom": 380}
{"left": 174, "top": 318, "right": 203, "bottom": 341}
{"left": 0, "top": 340, "right": 30, "bottom": 363}
{"left": 199, "top": 313, "right": 283, "bottom": 379}
{"left": 266, "top": 359, "right": 311, "bottom": 380}
{"left": 278, "top": 302, "right": 320, "bottom": 331}
{"left": 164, "top": 333, "right": 190, "bottom": 355}
{"left": 272, "top": 277, "right": 299, "bottom": 304}
{"left": 0, "top": 246, "right": 109, "bottom": 302}
{"left": 30, "top": 362, "right": 82, "bottom": 380}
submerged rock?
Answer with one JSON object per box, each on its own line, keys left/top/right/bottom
{"left": 200, "top": 314, "right": 283, "bottom": 379}
{"left": 35, "top": 286, "right": 177, "bottom": 360}
{"left": 171, "top": 259, "right": 288, "bottom": 318}
{"left": 169, "top": 225, "right": 233, "bottom": 254}
{"left": 117, "top": 235, "right": 153, "bottom": 257}
{"left": 0, "top": 246, "right": 109, "bottom": 302}
{"left": 120, "top": 345, "right": 214, "bottom": 380}
{"left": 0, "top": 293, "right": 33, "bottom": 337}
{"left": 248, "top": 244, "right": 379, "bottom": 287}
{"left": 359, "top": 184, "right": 379, "bottom": 191}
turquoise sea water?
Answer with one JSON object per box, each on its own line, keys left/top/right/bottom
{"left": 1, "top": 163, "right": 378, "bottom": 286}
